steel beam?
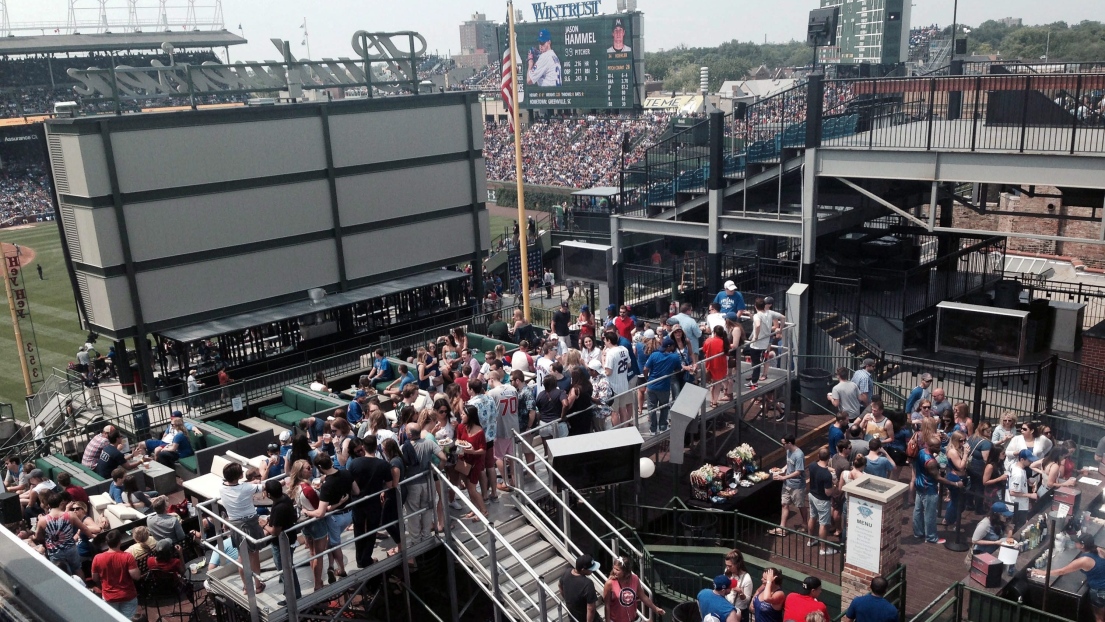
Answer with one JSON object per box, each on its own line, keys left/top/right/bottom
{"left": 617, "top": 216, "right": 709, "bottom": 239}
{"left": 932, "top": 225, "right": 1105, "bottom": 246}
{"left": 836, "top": 176, "right": 931, "bottom": 229}
{"left": 818, "top": 149, "right": 1105, "bottom": 189}
{"left": 718, "top": 215, "right": 803, "bottom": 238}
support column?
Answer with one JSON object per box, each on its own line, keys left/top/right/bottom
{"left": 610, "top": 215, "right": 623, "bottom": 305}
{"left": 840, "top": 476, "right": 909, "bottom": 612}
{"left": 707, "top": 110, "right": 725, "bottom": 293}
{"left": 947, "top": 59, "right": 964, "bottom": 121}
{"left": 937, "top": 184, "right": 955, "bottom": 272}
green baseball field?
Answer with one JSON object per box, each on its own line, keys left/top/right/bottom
{"left": 0, "top": 223, "right": 84, "bottom": 419}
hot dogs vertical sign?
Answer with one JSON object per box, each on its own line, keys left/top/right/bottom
{"left": 4, "top": 248, "right": 42, "bottom": 395}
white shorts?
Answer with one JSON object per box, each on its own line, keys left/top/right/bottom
{"left": 612, "top": 391, "right": 635, "bottom": 412}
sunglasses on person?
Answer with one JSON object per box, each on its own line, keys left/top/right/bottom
{"left": 1021, "top": 426, "right": 1031, "bottom": 431}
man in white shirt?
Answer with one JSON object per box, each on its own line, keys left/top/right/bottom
{"left": 603, "top": 331, "right": 633, "bottom": 426}
{"left": 705, "top": 302, "right": 726, "bottom": 333}
{"left": 534, "top": 343, "right": 556, "bottom": 396}
{"left": 510, "top": 341, "right": 532, "bottom": 373}
{"left": 487, "top": 371, "right": 519, "bottom": 490}
{"left": 1006, "top": 449, "right": 1037, "bottom": 527}
{"left": 527, "top": 29, "right": 562, "bottom": 87}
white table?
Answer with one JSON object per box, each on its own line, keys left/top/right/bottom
{"left": 239, "top": 417, "right": 288, "bottom": 435}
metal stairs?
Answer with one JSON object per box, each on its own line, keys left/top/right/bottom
{"left": 450, "top": 514, "right": 600, "bottom": 622}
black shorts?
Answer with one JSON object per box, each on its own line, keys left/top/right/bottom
{"left": 1090, "top": 587, "right": 1105, "bottom": 609}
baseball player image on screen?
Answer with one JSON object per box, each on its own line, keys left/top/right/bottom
{"left": 527, "top": 28, "right": 562, "bottom": 87}
{"left": 608, "top": 18, "right": 631, "bottom": 53}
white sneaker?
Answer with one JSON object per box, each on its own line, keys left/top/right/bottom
{"left": 449, "top": 501, "right": 463, "bottom": 511}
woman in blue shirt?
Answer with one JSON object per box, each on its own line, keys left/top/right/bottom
{"left": 1030, "top": 533, "right": 1105, "bottom": 622}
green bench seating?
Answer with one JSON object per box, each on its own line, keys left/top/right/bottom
{"left": 466, "top": 333, "right": 521, "bottom": 361}
{"left": 259, "top": 386, "right": 349, "bottom": 428}
{"left": 204, "top": 420, "right": 248, "bottom": 439}
{"left": 55, "top": 454, "right": 102, "bottom": 484}
{"left": 179, "top": 429, "right": 229, "bottom": 473}
{"left": 35, "top": 457, "right": 94, "bottom": 487}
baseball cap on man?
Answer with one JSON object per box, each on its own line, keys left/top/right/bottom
{"left": 801, "top": 576, "right": 822, "bottom": 593}
{"left": 560, "top": 300, "right": 569, "bottom": 308}
{"left": 279, "top": 430, "right": 292, "bottom": 443}
{"left": 661, "top": 337, "right": 675, "bottom": 349}
{"left": 355, "top": 390, "right": 368, "bottom": 399}
{"left": 537, "top": 29, "right": 552, "bottom": 42}
{"left": 713, "top": 574, "right": 731, "bottom": 590}
{"left": 990, "top": 502, "right": 1014, "bottom": 517}
{"left": 1017, "top": 449, "right": 1035, "bottom": 462}
{"left": 642, "top": 329, "right": 656, "bottom": 340}
{"left": 171, "top": 410, "right": 184, "bottom": 418}
{"left": 725, "top": 311, "right": 739, "bottom": 321}
{"left": 862, "top": 358, "right": 876, "bottom": 367}
{"left": 724, "top": 280, "right": 737, "bottom": 292}
{"left": 607, "top": 304, "right": 618, "bottom": 313}
{"left": 587, "top": 359, "right": 603, "bottom": 373}
{"left": 575, "top": 554, "right": 601, "bottom": 573}
{"left": 612, "top": 17, "right": 625, "bottom": 30}
{"left": 28, "top": 468, "right": 44, "bottom": 480}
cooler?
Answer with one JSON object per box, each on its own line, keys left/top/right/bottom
{"left": 970, "top": 553, "right": 1003, "bottom": 588}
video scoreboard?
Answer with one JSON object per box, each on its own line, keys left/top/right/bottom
{"left": 514, "top": 13, "right": 643, "bottom": 110}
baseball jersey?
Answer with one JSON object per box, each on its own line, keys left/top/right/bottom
{"left": 488, "top": 384, "right": 520, "bottom": 441}
{"left": 604, "top": 345, "right": 632, "bottom": 395}
{"left": 531, "top": 50, "right": 561, "bottom": 86}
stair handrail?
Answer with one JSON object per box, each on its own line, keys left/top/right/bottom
{"left": 504, "top": 452, "right": 655, "bottom": 622}
{"left": 432, "top": 465, "right": 565, "bottom": 622}
{"left": 513, "top": 431, "right": 644, "bottom": 560}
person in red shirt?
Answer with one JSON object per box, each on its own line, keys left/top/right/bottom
{"left": 56, "top": 472, "right": 89, "bottom": 505}
{"left": 147, "top": 538, "right": 184, "bottom": 576}
{"left": 702, "top": 325, "right": 730, "bottom": 409}
{"left": 784, "top": 576, "right": 829, "bottom": 622}
{"left": 91, "top": 530, "right": 142, "bottom": 619}
{"left": 613, "top": 305, "right": 635, "bottom": 341}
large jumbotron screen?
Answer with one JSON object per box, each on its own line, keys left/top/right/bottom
{"left": 516, "top": 13, "right": 643, "bottom": 109}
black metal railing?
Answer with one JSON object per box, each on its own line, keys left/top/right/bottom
{"left": 1018, "top": 278, "right": 1105, "bottom": 331}
{"left": 627, "top": 503, "right": 844, "bottom": 576}
{"left": 909, "top": 582, "right": 1069, "bottom": 622}
{"left": 822, "top": 73, "right": 1105, "bottom": 154}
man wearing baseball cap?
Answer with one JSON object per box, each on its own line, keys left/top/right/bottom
{"left": 697, "top": 575, "right": 739, "bottom": 622}
{"left": 1031, "top": 532, "right": 1105, "bottom": 621}
{"left": 714, "top": 280, "right": 746, "bottom": 315}
{"left": 607, "top": 17, "right": 631, "bottom": 54}
{"left": 551, "top": 300, "right": 571, "bottom": 354}
{"left": 1006, "top": 448, "right": 1038, "bottom": 526}
{"left": 905, "top": 373, "right": 933, "bottom": 415}
{"left": 560, "top": 554, "right": 601, "bottom": 622}
{"left": 347, "top": 390, "right": 368, "bottom": 425}
{"left": 642, "top": 337, "right": 683, "bottom": 434}
{"left": 971, "top": 502, "right": 1014, "bottom": 555}
{"left": 527, "top": 28, "right": 561, "bottom": 87}
{"left": 784, "top": 576, "right": 829, "bottom": 622}
{"left": 852, "top": 358, "right": 877, "bottom": 409}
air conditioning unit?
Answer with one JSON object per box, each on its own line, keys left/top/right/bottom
{"left": 53, "top": 101, "right": 79, "bottom": 117}
{"left": 247, "top": 98, "right": 277, "bottom": 106}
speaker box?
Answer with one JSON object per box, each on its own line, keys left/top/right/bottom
{"left": 0, "top": 492, "right": 21, "bottom": 525}
{"left": 954, "top": 38, "right": 967, "bottom": 55}
{"left": 807, "top": 7, "right": 839, "bottom": 47}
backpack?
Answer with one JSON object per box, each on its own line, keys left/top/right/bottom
{"left": 299, "top": 482, "right": 320, "bottom": 509}
{"left": 401, "top": 439, "right": 424, "bottom": 476}
{"left": 906, "top": 432, "right": 922, "bottom": 459}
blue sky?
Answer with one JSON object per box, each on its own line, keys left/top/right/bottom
{"left": 7, "top": 0, "right": 1096, "bottom": 61}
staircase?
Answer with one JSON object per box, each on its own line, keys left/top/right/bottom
{"left": 438, "top": 434, "right": 655, "bottom": 622}
{"left": 814, "top": 311, "right": 899, "bottom": 381}
{"left": 450, "top": 514, "right": 596, "bottom": 622}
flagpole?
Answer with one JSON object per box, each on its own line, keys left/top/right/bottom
{"left": 507, "top": 0, "right": 531, "bottom": 322}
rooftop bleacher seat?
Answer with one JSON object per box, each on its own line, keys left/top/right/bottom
{"left": 258, "top": 386, "right": 349, "bottom": 428}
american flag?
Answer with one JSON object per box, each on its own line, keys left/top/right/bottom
{"left": 500, "top": 44, "right": 514, "bottom": 132}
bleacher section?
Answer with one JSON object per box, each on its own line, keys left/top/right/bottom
{"left": 258, "top": 386, "right": 350, "bottom": 428}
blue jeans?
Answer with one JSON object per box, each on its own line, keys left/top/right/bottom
{"left": 913, "top": 491, "right": 940, "bottom": 542}
{"left": 271, "top": 542, "right": 302, "bottom": 599}
{"left": 646, "top": 389, "right": 669, "bottom": 433}
{"left": 944, "top": 473, "right": 962, "bottom": 525}
{"left": 107, "top": 598, "right": 138, "bottom": 618}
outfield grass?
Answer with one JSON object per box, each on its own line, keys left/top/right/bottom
{"left": 0, "top": 223, "right": 84, "bottom": 417}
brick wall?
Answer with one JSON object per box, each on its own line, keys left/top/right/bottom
{"left": 841, "top": 494, "right": 905, "bottom": 610}
{"left": 1080, "top": 334, "right": 1105, "bottom": 395}
{"left": 951, "top": 186, "right": 1105, "bottom": 268}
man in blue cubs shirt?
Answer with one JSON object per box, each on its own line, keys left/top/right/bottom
{"left": 714, "top": 280, "right": 746, "bottom": 316}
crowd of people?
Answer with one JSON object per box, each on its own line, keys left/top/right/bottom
{"left": 908, "top": 24, "right": 945, "bottom": 62}
{"left": 484, "top": 112, "right": 672, "bottom": 188}
{"left": 0, "top": 153, "right": 54, "bottom": 226}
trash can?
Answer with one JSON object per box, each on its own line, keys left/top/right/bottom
{"left": 993, "top": 280, "right": 1022, "bottom": 309}
{"left": 672, "top": 601, "right": 701, "bottom": 622}
{"left": 132, "top": 403, "right": 150, "bottom": 438}
{"left": 680, "top": 512, "right": 718, "bottom": 546}
{"left": 797, "top": 368, "right": 833, "bottom": 414}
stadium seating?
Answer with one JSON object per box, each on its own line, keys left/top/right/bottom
{"left": 258, "top": 386, "right": 350, "bottom": 428}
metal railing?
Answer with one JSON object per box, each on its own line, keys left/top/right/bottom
{"left": 625, "top": 502, "right": 845, "bottom": 576}
{"left": 909, "top": 582, "right": 1069, "bottom": 622}
{"left": 822, "top": 73, "right": 1105, "bottom": 155}
{"left": 1018, "top": 277, "right": 1105, "bottom": 331}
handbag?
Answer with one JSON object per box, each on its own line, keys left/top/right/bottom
{"left": 454, "top": 459, "right": 472, "bottom": 476}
